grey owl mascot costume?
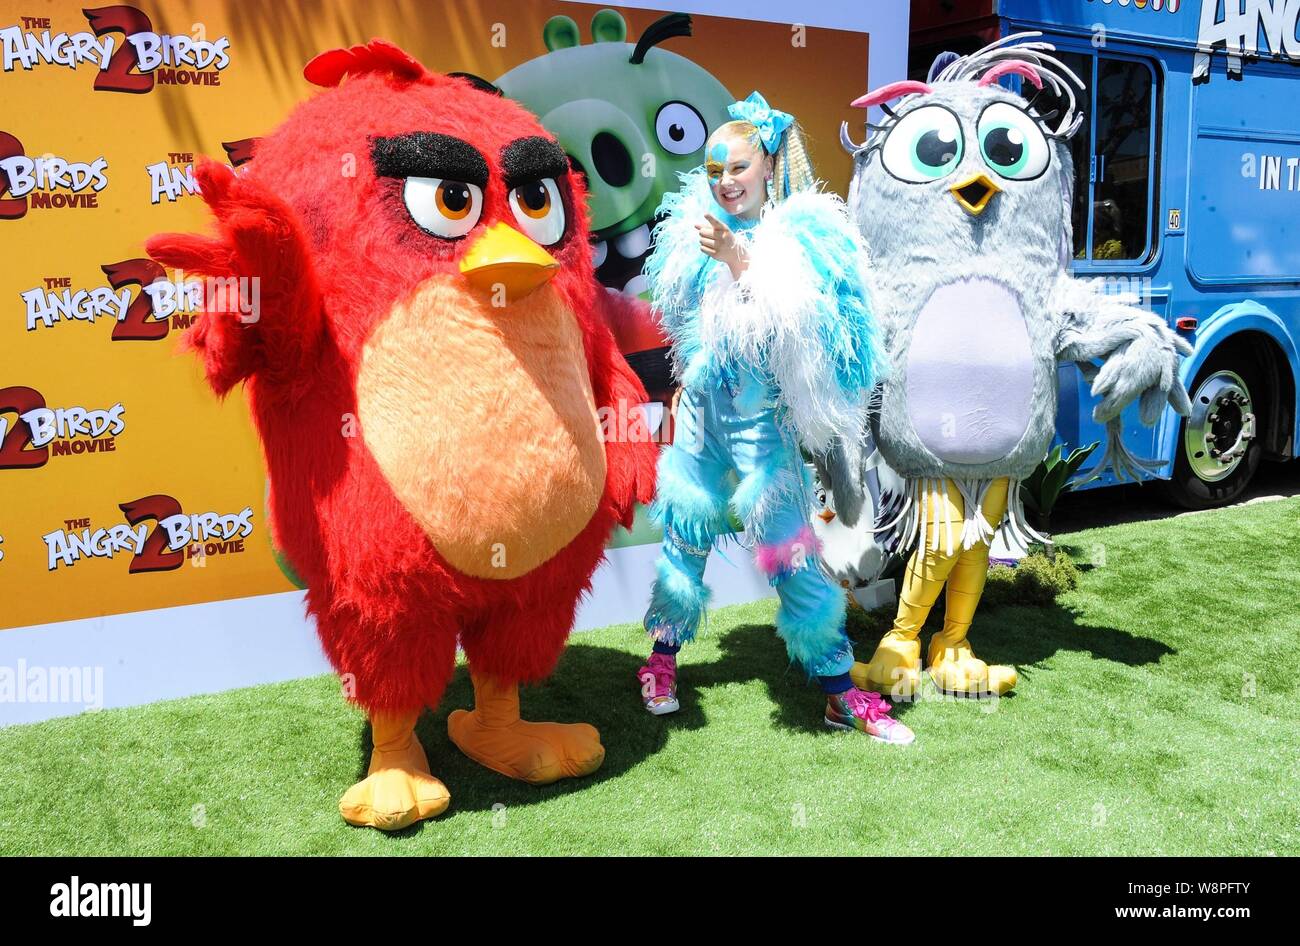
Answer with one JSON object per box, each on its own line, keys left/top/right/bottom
{"left": 838, "top": 35, "right": 1192, "bottom": 698}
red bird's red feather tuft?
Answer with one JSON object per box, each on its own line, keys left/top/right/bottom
{"left": 304, "top": 38, "right": 428, "bottom": 88}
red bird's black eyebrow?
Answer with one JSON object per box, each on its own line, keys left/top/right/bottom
{"left": 371, "top": 132, "right": 488, "bottom": 187}
{"left": 501, "top": 136, "right": 568, "bottom": 189}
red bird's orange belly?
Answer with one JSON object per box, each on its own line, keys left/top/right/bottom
{"left": 356, "top": 275, "right": 606, "bottom": 580}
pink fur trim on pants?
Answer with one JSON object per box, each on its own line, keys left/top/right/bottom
{"left": 754, "top": 525, "right": 821, "bottom": 582}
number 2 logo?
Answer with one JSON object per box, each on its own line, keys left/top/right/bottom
{"left": 120, "top": 494, "right": 185, "bottom": 573}
{"left": 103, "top": 258, "right": 170, "bottom": 341}
{"left": 84, "top": 5, "right": 155, "bottom": 94}
{"left": 0, "top": 386, "right": 49, "bottom": 470}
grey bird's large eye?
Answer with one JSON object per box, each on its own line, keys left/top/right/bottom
{"left": 978, "top": 102, "right": 1051, "bottom": 180}
{"left": 880, "top": 104, "right": 964, "bottom": 183}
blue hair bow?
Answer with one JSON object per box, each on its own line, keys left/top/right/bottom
{"left": 727, "top": 91, "right": 793, "bottom": 154}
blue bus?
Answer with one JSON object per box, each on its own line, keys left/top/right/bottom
{"left": 910, "top": 0, "right": 1300, "bottom": 507}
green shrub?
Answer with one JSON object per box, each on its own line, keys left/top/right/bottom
{"left": 982, "top": 551, "right": 1080, "bottom": 608}
{"left": 844, "top": 600, "right": 894, "bottom": 641}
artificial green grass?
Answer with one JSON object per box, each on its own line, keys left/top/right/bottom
{"left": 2, "top": 498, "right": 1298, "bottom": 856}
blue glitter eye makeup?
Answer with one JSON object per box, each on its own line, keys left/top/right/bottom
{"left": 709, "top": 142, "right": 729, "bottom": 163}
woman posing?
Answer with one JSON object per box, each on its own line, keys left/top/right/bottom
{"left": 637, "top": 92, "right": 913, "bottom": 744}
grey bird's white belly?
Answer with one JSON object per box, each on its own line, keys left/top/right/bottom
{"left": 904, "top": 278, "right": 1034, "bottom": 464}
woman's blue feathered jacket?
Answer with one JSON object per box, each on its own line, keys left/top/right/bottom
{"left": 643, "top": 166, "right": 883, "bottom": 454}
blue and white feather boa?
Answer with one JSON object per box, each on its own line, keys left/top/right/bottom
{"left": 644, "top": 166, "right": 883, "bottom": 454}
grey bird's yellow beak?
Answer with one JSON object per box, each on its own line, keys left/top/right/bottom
{"left": 949, "top": 173, "right": 1001, "bottom": 216}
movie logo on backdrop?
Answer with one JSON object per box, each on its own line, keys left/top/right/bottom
{"left": 19, "top": 260, "right": 200, "bottom": 339}
{"left": 42, "top": 496, "right": 254, "bottom": 573}
{"left": 144, "top": 139, "right": 252, "bottom": 203}
{"left": 0, "top": 387, "right": 126, "bottom": 469}
{"left": 1, "top": 7, "right": 232, "bottom": 91}
{"left": 21, "top": 273, "right": 136, "bottom": 332}
{"left": 0, "top": 131, "right": 109, "bottom": 217}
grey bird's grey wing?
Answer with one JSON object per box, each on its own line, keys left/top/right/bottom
{"left": 1052, "top": 274, "right": 1193, "bottom": 425}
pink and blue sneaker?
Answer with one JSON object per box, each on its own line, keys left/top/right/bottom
{"left": 825, "top": 687, "right": 914, "bottom": 745}
{"left": 637, "top": 652, "right": 680, "bottom": 716}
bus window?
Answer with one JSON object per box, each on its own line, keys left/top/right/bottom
{"left": 1030, "top": 50, "right": 1158, "bottom": 264}
{"left": 1093, "top": 59, "right": 1155, "bottom": 262}
{"left": 1029, "top": 50, "right": 1091, "bottom": 258}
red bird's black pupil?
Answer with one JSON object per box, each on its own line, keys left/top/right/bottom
{"left": 441, "top": 183, "right": 470, "bottom": 212}
{"left": 521, "top": 182, "right": 547, "bottom": 211}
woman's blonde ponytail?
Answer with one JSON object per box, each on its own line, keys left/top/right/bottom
{"left": 772, "top": 122, "right": 815, "bottom": 201}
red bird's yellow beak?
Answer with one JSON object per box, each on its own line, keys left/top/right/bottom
{"left": 459, "top": 222, "right": 559, "bottom": 300}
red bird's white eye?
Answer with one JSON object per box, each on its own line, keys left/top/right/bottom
{"left": 402, "top": 177, "right": 483, "bottom": 239}
{"left": 508, "top": 178, "right": 565, "bottom": 246}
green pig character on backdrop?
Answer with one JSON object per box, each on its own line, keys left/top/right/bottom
{"left": 496, "top": 9, "right": 733, "bottom": 399}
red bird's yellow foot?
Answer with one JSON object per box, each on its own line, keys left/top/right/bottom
{"left": 339, "top": 712, "right": 450, "bottom": 831}
{"left": 447, "top": 672, "right": 605, "bottom": 785}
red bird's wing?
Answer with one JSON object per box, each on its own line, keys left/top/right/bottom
{"left": 146, "top": 159, "right": 324, "bottom": 398}
{"left": 587, "top": 290, "right": 660, "bottom": 529}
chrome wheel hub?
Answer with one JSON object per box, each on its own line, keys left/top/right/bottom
{"left": 1184, "top": 370, "right": 1255, "bottom": 483}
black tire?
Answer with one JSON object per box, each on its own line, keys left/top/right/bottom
{"left": 1164, "top": 348, "right": 1266, "bottom": 510}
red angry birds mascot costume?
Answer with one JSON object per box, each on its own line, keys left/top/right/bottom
{"left": 148, "top": 40, "right": 657, "bottom": 831}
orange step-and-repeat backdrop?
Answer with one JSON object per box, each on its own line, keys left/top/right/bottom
{"left": 0, "top": 0, "right": 870, "bottom": 630}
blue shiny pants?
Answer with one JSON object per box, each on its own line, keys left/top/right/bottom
{"left": 643, "top": 379, "right": 854, "bottom": 678}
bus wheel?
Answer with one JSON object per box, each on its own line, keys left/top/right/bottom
{"left": 1164, "top": 354, "right": 1263, "bottom": 509}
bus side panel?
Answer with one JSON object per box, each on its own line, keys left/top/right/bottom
{"left": 1186, "top": 68, "right": 1300, "bottom": 286}
{"left": 1179, "top": 64, "right": 1300, "bottom": 465}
